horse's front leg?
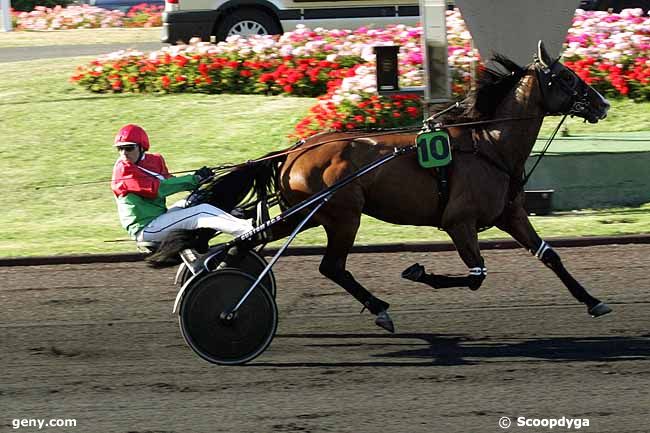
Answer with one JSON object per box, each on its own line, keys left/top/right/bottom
{"left": 496, "top": 201, "right": 611, "bottom": 317}
{"left": 402, "top": 222, "right": 487, "bottom": 290}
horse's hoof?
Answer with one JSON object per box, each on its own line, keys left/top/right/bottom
{"left": 401, "top": 263, "right": 424, "bottom": 282}
{"left": 375, "top": 311, "right": 395, "bottom": 333}
{"left": 589, "top": 302, "right": 612, "bottom": 318}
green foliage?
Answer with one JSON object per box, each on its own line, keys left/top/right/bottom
{"left": 12, "top": 0, "right": 75, "bottom": 12}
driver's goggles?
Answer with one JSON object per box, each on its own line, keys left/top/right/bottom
{"left": 116, "top": 144, "right": 137, "bottom": 152}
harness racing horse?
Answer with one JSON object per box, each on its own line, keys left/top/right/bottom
{"left": 150, "top": 42, "right": 611, "bottom": 333}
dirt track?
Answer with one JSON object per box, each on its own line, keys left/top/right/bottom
{"left": 2, "top": 245, "right": 649, "bottom": 433}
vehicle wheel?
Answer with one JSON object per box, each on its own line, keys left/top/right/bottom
{"left": 179, "top": 269, "right": 278, "bottom": 365}
{"left": 215, "top": 8, "right": 281, "bottom": 41}
{"left": 177, "top": 249, "right": 276, "bottom": 298}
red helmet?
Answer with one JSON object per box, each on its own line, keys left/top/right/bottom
{"left": 114, "top": 124, "right": 150, "bottom": 151}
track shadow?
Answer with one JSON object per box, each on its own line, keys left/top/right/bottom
{"left": 253, "top": 333, "right": 650, "bottom": 367}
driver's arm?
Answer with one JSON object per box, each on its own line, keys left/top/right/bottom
{"left": 157, "top": 174, "right": 199, "bottom": 197}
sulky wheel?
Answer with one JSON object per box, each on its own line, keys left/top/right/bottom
{"left": 177, "top": 249, "right": 276, "bottom": 298}
{"left": 179, "top": 269, "right": 278, "bottom": 365}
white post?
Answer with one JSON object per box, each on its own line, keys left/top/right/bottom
{"left": 1, "top": 0, "right": 12, "bottom": 32}
{"left": 419, "top": 0, "right": 451, "bottom": 107}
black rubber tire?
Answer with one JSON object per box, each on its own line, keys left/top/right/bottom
{"left": 179, "top": 269, "right": 278, "bottom": 365}
{"left": 177, "top": 249, "right": 276, "bottom": 298}
{"left": 215, "top": 8, "right": 282, "bottom": 41}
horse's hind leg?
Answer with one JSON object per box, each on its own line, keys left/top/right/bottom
{"left": 319, "top": 215, "right": 394, "bottom": 333}
{"left": 496, "top": 201, "right": 611, "bottom": 317}
{"left": 402, "top": 222, "right": 487, "bottom": 290}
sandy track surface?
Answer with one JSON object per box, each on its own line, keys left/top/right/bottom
{"left": 2, "top": 245, "right": 649, "bottom": 433}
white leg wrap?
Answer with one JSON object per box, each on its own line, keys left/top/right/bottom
{"left": 534, "top": 240, "right": 551, "bottom": 259}
{"left": 469, "top": 267, "right": 488, "bottom": 276}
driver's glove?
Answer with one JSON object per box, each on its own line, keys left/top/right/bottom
{"left": 193, "top": 166, "right": 214, "bottom": 184}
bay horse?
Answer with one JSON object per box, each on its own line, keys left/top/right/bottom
{"left": 150, "top": 41, "right": 611, "bottom": 333}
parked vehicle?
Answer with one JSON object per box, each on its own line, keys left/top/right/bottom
{"left": 161, "top": 0, "right": 421, "bottom": 44}
{"left": 85, "top": 0, "right": 163, "bottom": 13}
{"left": 579, "top": 0, "right": 649, "bottom": 12}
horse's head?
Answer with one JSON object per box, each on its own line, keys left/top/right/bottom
{"left": 534, "top": 41, "right": 610, "bottom": 123}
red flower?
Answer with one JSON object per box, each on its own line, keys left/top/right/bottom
{"left": 406, "top": 106, "right": 419, "bottom": 117}
{"left": 161, "top": 76, "right": 170, "bottom": 88}
{"left": 174, "top": 55, "right": 188, "bottom": 67}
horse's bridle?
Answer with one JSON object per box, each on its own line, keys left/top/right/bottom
{"left": 535, "top": 60, "right": 590, "bottom": 117}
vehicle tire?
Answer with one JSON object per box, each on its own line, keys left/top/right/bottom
{"left": 176, "top": 249, "right": 276, "bottom": 298}
{"left": 179, "top": 269, "right": 278, "bottom": 365}
{"left": 215, "top": 7, "right": 281, "bottom": 41}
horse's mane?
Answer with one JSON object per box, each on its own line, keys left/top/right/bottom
{"left": 438, "top": 54, "right": 527, "bottom": 122}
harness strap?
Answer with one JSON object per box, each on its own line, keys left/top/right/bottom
{"left": 523, "top": 114, "right": 567, "bottom": 186}
{"left": 136, "top": 165, "right": 166, "bottom": 181}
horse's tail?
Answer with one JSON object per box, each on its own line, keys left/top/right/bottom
{"left": 145, "top": 228, "right": 215, "bottom": 268}
{"left": 203, "top": 149, "right": 288, "bottom": 213}
{"left": 145, "top": 150, "right": 288, "bottom": 269}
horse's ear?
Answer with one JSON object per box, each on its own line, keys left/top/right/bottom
{"left": 536, "top": 40, "right": 554, "bottom": 68}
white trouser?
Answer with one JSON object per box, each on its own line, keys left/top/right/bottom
{"left": 136, "top": 203, "right": 254, "bottom": 243}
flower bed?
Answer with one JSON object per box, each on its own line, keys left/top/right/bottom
{"left": 563, "top": 8, "right": 650, "bottom": 101}
{"left": 12, "top": 3, "right": 162, "bottom": 30}
{"left": 71, "top": 17, "right": 478, "bottom": 136}
{"left": 70, "top": 8, "right": 649, "bottom": 137}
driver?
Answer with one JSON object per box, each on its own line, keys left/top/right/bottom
{"left": 110, "top": 124, "right": 253, "bottom": 244}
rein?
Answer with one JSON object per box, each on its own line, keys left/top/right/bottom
{"left": 523, "top": 114, "right": 567, "bottom": 186}
{"left": 242, "top": 127, "right": 421, "bottom": 165}
{"left": 433, "top": 116, "right": 540, "bottom": 130}
{"left": 34, "top": 109, "right": 558, "bottom": 191}
{"left": 243, "top": 114, "right": 544, "bottom": 168}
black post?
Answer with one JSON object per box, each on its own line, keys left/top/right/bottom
{"left": 374, "top": 45, "right": 400, "bottom": 93}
